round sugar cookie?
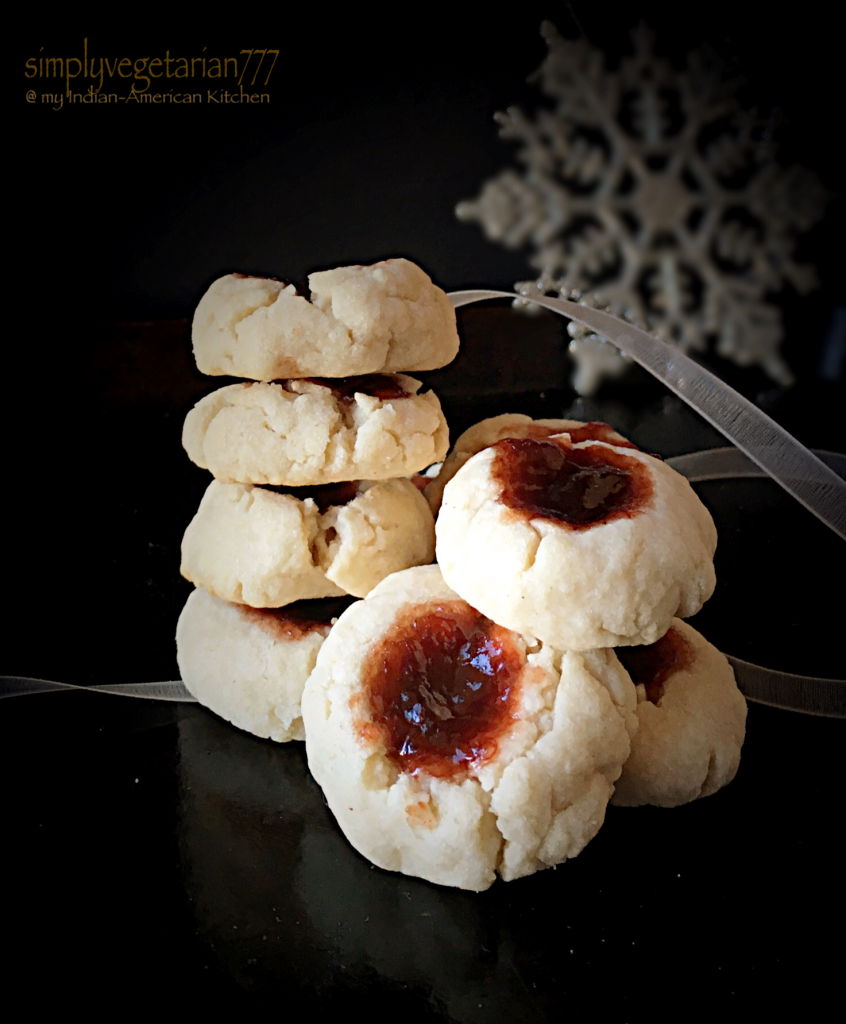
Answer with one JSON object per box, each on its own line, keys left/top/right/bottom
{"left": 176, "top": 588, "right": 355, "bottom": 742}
{"left": 182, "top": 374, "right": 449, "bottom": 485}
{"left": 192, "top": 258, "right": 460, "bottom": 379}
{"left": 424, "top": 414, "right": 635, "bottom": 513}
{"left": 436, "top": 435, "right": 717, "bottom": 651}
{"left": 612, "top": 619, "right": 747, "bottom": 807}
{"left": 301, "top": 565, "right": 636, "bottom": 891}
{"left": 181, "top": 477, "right": 436, "bottom": 607}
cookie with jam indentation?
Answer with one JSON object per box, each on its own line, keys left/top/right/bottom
{"left": 182, "top": 373, "right": 449, "bottom": 485}
{"left": 612, "top": 619, "right": 747, "bottom": 807}
{"left": 436, "top": 436, "right": 717, "bottom": 650}
{"left": 301, "top": 565, "right": 636, "bottom": 891}
{"left": 191, "top": 258, "right": 460, "bottom": 380}
{"left": 176, "top": 588, "right": 355, "bottom": 742}
{"left": 424, "top": 413, "right": 635, "bottom": 514}
{"left": 181, "top": 477, "right": 436, "bottom": 607}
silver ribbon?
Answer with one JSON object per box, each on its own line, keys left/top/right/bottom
{"left": 671, "top": 447, "right": 845, "bottom": 715}
{"left": 449, "top": 290, "right": 846, "bottom": 541}
{"left": 3, "top": 650, "right": 842, "bottom": 715}
{"left": 0, "top": 676, "right": 195, "bottom": 702}
{"left": 668, "top": 447, "right": 846, "bottom": 483}
{"left": 725, "top": 658, "right": 844, "bottom": 718}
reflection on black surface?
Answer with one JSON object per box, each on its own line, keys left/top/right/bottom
{"left": 173, "top": 700, "right": 842, "bottom": 1017}
{"left": 3, "top": 653, "right": 842, "bottom": 1013}
{"left": 178, "top": 709, "right": 539, "bottom": 1019}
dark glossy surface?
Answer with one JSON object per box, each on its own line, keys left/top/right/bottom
{"left": 5, "top": 693, "right": 844, "bottom": 1015}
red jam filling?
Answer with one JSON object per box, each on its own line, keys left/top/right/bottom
{"left": 362, "top": 602, "right": 523, "bottom": 778}
{"left": 492, "top": 436, "right": 652, "bottom": 528}
{"left": 615, "top": 627, "right": 696, "bottom": 704}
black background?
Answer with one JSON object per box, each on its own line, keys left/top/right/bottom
{"left": 8, "top": 5, "right": 845, "bottom": 1017}
{"left": 17, "top": 7, "right": 845, "bottom": 331}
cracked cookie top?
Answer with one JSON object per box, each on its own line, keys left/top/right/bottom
{"left": 182, "top": 373, "right": 449, "bottom": 486}
{"left": 181, "top": 477, "right": 436, "bottom": 607}
{"left": 191, "top": 259, "right": 460, "bottom": 379}
{"left": 301, "top": 565, "right": 636, "bottom": 891}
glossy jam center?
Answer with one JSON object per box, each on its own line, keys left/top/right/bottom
{"left": 615, "top": 627, "right": 695, "bottom": 703}
{"left": 363, "top": 602, "right": 523, "bottom": 778}
{"left": 493, "top": 437, "right": 651, "bottom": 528}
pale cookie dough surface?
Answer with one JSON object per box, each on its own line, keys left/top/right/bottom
{"left": 424, "top": 414, "right": 633, "bottom": 513}
{"left": 302, "top": 565, "right": 636, "bottom": 891}
{"left": 181, "top": 477, "right": 435, "bottom": 607}
{"left": 192, "top": 259, "right": 459, "bottom": 379}
{"left": 612, "top": 619, "right": 747, "bottom": 807}
{"left": 176, "top": 588, "right": 345, "bottom": 742}
{"left": 436, "top": 438, "right": 717, "bottom": 651}
{"left": 182, "top": 374, "right": 449, "bottom": 485}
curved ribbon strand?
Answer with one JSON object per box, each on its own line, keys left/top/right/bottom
{"left": 0, "top": 676, "right": 195, "bottom": 702}
{"left": 668, "top": 448, "right": 846, "bottom": 483}
{"left": 726, "top": 658, "right": 844, "bottom": 718}
{"left": 449, "top": 290, "right": 846, "bottom": 541}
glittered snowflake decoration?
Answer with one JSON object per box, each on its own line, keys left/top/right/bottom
{"left": 457, "top": 22, "right": 826, "bottom": 394}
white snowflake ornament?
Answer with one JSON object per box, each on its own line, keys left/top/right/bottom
{"left": 457, "top": 22, "right": 826, "bottom": 394}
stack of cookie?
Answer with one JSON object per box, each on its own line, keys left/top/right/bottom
{"left": 302, "top": 414, "right": 746, "bottom": 890}
{"left": 176, "top": 259, "right": 460, "bottom": 742}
